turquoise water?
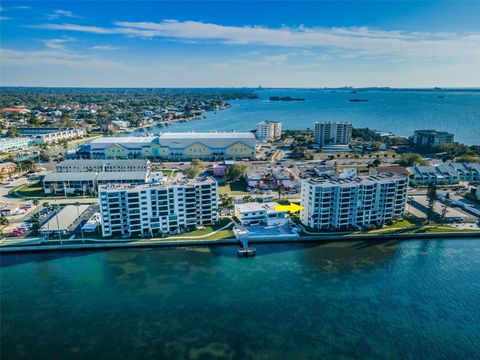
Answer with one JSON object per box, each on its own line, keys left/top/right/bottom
{"left": 2, "top": 239, "right": 480, "bottom": 359}
{"left": 136, "top": 89, "right": 480, "bottom": 145}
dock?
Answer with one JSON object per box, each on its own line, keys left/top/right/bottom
{"left": 235, "top": 225, "right": 256, "bottom": 257}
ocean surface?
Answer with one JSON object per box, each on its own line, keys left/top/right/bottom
{"left": 2, "top": 239, "right": 480, "bottom": 359}
{"left": 132, "top": 89, "right": 480, "bottom": 145}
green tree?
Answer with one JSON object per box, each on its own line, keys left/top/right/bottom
{"left": 228, "top": 164, "right": 247, "bottom": 181}
{"left": 426, "top": 183, "right": 438, "bottom": 223}
{"left": 0, "top": 216, "right": 9, "bottom": 238}
{"left": 184, "top": 166, "right": 201, "bottom": 179}
{"left": 399, "top": 153, "right": 427, "bottom": 167}
{"left": 6, "top": 126, "right": 19, "bottom": 137}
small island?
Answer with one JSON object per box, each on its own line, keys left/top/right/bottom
{"left": 270, "top": 96, "right": 305, "bottom": 101}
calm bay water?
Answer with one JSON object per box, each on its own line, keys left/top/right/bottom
{"left": 134, "top": 89, "right": 480, "bottom": 145}
{"left": 2, "top": 239, "right": 480, "bottom": 359}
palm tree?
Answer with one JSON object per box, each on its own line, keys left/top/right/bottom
{"left": 33, "top": 199, "right": 39, "bottom": 207}
{"left": 0, "top": 216, "right": 9, "bottom": 238}
{"left": 53, "top": 204, "right": 62, "bottom": 244}
{"left": 75, "top": 202, "right": 85, "bottom": 243}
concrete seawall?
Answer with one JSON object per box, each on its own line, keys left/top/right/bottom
{"left": 1, "top": 231, "right": 479, "bottom": 253}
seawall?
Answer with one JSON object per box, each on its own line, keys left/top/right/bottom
{"left": 1, "top": 231, "right": 479, "bottom": 253}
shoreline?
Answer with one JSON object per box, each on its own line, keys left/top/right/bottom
{"left": 1, "top": 231, "right": 479, "bottom": 253}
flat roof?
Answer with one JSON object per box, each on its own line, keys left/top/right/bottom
{"left": 99, "top": 176, "right": 216, "bottom": 192}
{"left": 235, "top": 202, "right": 282, "bottom": 214}
{"left": 97, "top": 171, "right": 148, "bottom": 181}
{"left": 58, "top": 159, "right": 149, "bottom": 166}
{"left": 40, "top": 205, "right": 89, "bottom": 232}
{"left": 305, "top": 173, "right": 407, "bottom": 187}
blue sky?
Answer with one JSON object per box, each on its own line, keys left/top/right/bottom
{"left": 1, "top": 1, "right": 480, "bottom": 87}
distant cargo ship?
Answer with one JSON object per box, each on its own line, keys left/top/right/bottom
{"left": 269, "top": 96, "right": 305, "bottom": 101}
{"left": 349, "top": 99, "right": 369, "bottom": 102}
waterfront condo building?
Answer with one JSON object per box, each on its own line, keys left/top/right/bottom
{"left": 300, "top": 173, "right": 408, "bottom": 230}
{"left": 99, "top": 177, "right": 219, "bottom": 237}
{"left": 0, "top": 137, "right": 32, "bottom": 153}
{"left": 256, "top": 121, "right": 282, "bottom": 140}
{"left": 18, "top": 127, "right": 86, "bottom": 145}
{"left": 314, "top": 122, "right": 352, "bottom": 146}
{"left": 413, "top": 130, "right": 454, "bottom": 149}
{"left": 56, "top": 159, "right": 151, "bottom": 173}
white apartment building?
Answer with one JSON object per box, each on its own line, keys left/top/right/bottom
{"left": 56, "top": 159, "right": 151, "bottom": 173}
{"left": 314, "top": 122, "right": 352, "bottom": 146}
{"left": 0, "top": 137, "right": 32, "bottom": 153}
{"left": 19, "top": 127, "right": 86, "bottom": 145}
{"left": 43, "top": 171, "right": 149, "bottom": 195}
{"left": 256, "top": 121, "right": 282, "bottom": 140}
{"left": 99, "top": 177, "right": 219, "bottom": 237}
{"left": 300, "top": 173, "right": 409, "bottom": 230}
{"left": 235, "top": 202, "right": 288, "bottom": 226}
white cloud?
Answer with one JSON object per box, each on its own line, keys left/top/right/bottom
{"left": 46, "top": 9, "right": 81, "bottom": 20}
{"left": 91, "top": 45, "right": 122, "bottom": 51}
{"left": 42, "top": 36, "right": 74, "bottom": 50}
{"left": 34, "top": 20, "right": 480, "bottom": 61}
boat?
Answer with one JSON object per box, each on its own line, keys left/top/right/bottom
{"left": 349, "top": 99, "right": 368, "bottom": 102}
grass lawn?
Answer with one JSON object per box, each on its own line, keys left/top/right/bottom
{"left": 368, "top": 219, "right": 415, "bottom": 233}
{"left": 219, "top": 179, "right": 249, "bottom": 195}
{"left": 9, "top": 181, "right": 95, "bottom": 199}
{"left": 161, "top": 169, "right": 177, "bottom": 177}
{"left": 170, "top": 218, "right": 232, "bottom": 238}
{"left": 404, "top": 226, "right": 479, "bottom": 234}
{"left": 9, "top": 182, "right": 44, "bottom": 198}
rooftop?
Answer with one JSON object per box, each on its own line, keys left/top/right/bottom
{"left": 305, "top": 173, "right": 407, "bottom": 187}
{"left": 159, "top": 132, "right": 255, "bottom": 139}
{"left": 99, "top": 176, "right": 216, "bottom": 192}
{"left": 89, "top": 136, "right": 156, "bottom": 144}
{"left": 235, "top": 202, "right": 284, "bottom": 214}
{"left": 58, "top": 159, "right": 149, "bottom": 166}
{"left": 97, "top": 171, "right": 148, "bottom": 181}
{"left": 43, "top": 172, "right": 97, "bottom": 182}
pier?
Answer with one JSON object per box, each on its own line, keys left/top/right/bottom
{"left": 235, "top": 226, "right": 256, "bottom": 257}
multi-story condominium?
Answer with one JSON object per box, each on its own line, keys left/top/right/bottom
{"left": 43, "top": 171, "right": 149, "bottom": 195}
{"left": 99, "top": 177, "right": 219, "bottom": 237}
{"left": 79, "top": 132, "right": 256, "bottom": 160}
{"left": 409, "top": 162, "right": 480, "bottom": 185}
{"left": 56, "top": 159, "right": 151, "bottom": 173}
{"left": 413, "top": 130, "right": 454, "bottom": 149}
{"left": 314, "top": 122, "right": 352, "bottom": 146}
{"left": 256, "top": 121, "right": 282, "bottom": 140}
{"left": 447, "top": 163, "right": 480, "bottom": 183}
{"left": 235, "top": 202, "right": 288, "bottom": 226}
{"left": 300, "top": 173, "right": 409, "bottom": 230}
{"left": 0, "top": 137, "right": 32, "bottom": 153}
{"left": 18, "top": 127, "right": 86, "bottom": 145}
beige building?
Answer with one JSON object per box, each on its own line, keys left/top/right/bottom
{"left": 256, "top": 121, "right": 282, "bottom": 140}
{"left": 314, "top": 122, "right": 352, "bottom": 146}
